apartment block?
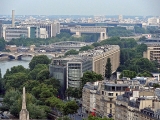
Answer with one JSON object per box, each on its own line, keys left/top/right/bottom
{"left": 143, "top": 46, "right": 160, "bottom": 64}
{"left": 115, "top": 90, "right": 160, "bottom": 120}
{"left": 79, "top": 45, "right": 120, "bottom": 76}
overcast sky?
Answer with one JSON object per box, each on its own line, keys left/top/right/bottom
{"left": 0, "top": 0, "right": 159, "bottom": 16}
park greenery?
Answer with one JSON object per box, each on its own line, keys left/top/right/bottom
{"left": 0, "top": 55, "right": 79, "bottom": 119}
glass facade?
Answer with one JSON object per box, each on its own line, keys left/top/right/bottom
{"left": 68, "top": 63, "right": 82, "bottom": 88}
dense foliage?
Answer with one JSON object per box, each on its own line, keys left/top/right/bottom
{"left": 107, "top": 27, "right": 133, "bottom": 37}
{"left": 0, "top": 55, "right": 78, "bottom": 119}
{"left": 65, "top": 49, "right": 79, "bottom": 56}
{"left": 29, "top": 55, "right": 51, "bottom": 70}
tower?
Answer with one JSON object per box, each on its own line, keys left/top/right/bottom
{"left": 12, "top": 10, "right": 15, "bottom": 27}
{"left": 19, "top": 87, "right": 29, "bottom": 120}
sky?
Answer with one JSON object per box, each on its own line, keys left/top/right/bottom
{"left": 0, "top": 0, "right": 160, "bottom": 16}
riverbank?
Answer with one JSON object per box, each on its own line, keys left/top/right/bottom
{"left": 0, "top": 57, "right": 8, "bottom": 61}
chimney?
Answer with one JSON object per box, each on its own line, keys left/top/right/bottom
{"left": 12, "top": 10, "right": 15, "bottom": 27}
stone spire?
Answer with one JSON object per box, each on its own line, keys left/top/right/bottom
{"left": 22, "top": 87, "right": 27, "bottom": 109}
{"left": 19, "top": 87, "right": 29, "bottom": 120}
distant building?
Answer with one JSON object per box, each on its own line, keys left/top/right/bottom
{"left": 143, "top": 46, "right": 160, "bottom": 64}
{"left": 118, "top": 15, "right": 123, "bottom": 22}
{"left": 21, "top": 22, "right": 60, "bottom": 37}
{"left": 5, "top": 45, "right": 17, "bottom": 52}
{"left": 0, "top": 20, "right": 2, "bottom": 38}
{"left": 4, "top": 26, "right": 48, "bottom": 41}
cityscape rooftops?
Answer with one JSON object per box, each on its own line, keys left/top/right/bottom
{"left": 79, "top": 45, "right": 120, "bottom": 57}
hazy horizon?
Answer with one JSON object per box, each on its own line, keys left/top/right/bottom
{"left": 0, "top": 0, "right": 160, "bottom": 16}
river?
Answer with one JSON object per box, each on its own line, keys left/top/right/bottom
{"left": 0, "top": 57, "right": 32, "bottom": 77}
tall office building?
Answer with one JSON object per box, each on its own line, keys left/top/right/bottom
{"left": 12, "top": 10, "right": 15, "bottom": 27}
{"left": 67, "top": 57, "right": 92, "bottom": 88}
{"left": 0, "top": 20, "right": 2, "bottom": 38}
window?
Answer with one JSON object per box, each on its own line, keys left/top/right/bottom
{"left": 116, "top": 93, "right": 118, "bottom": 96}
{"left": 110, "top": 104, "right": 112, "bottom": 108}
{"left": 108, "top": 93, "right": 113, "bottom": 96}
{"left": 102, "top": 91, "right": 104, "bottom": 95}
{"left": 110, "top": 109, "right": 112, "bottom": 114}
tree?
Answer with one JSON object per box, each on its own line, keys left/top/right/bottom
{"left": 29, "top": 55, "right": 51, "bottom": 70}
{"left": 138, "top": 71, "right": 153, "bottom": 77}
{"left": 0, "top": 38, "right": 5, "bottom": 51}
{"left": 65, "top": 49, "right": 79, "bottom": 56}
{"left": 81, "top": 71, "right": 103, "bottom": 88}
{"left": 119, "top": 70, "right": 137, "bottom": 79}
{"left": 28, "top": 64, "right": 48, "bottom": 80}
{"left": 36, "top": 69, "right": 50, "bottom": 82}
{"left": 31, "top": 83, "right": 57, "bottom": 100}
{"left": 5, "top": 72, "right": 28, "bottom": 90}
{"left": 62, "top": 101, "right": 79, "bottom": 115}
{"left": 105, "top": 58, "right": 112, "bottom": 80}
{"left": 79, "top": 45, "right": 94, "bottom": 51}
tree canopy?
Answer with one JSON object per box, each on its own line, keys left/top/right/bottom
{"left": 29, "top": 55, "right": 51, "bottom": 70}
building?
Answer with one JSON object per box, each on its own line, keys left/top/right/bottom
{"left": 67, "top": 57, "right": 92, "bottom": 88}
{"left": 49, "top": 57, "right": 92, "bottom": 97}
{"left": 0, "top": 20, "right": 2, "bottom": 38}
{"left": 82, "top": 82, "right": 98, "bottom": 115}
{"left": 21, "top": 22, "right": 60, "bottom": 38}
{"left": 115, "top": 89, "right": 160, "bottom": 120}
{"left": 49, "top": 64, "right": 66, "bottom": 99}
{"left": 79, "top": 45, "right": 120, "bottom": 76}
{"left": 4, "top": 26, "right": 48, "bottom": 41}
{"left": 49, "top": 57, "right": 71, "bottom": 99}
{"left": 82, "top": 80, "right": 129, "bottom": 119}
{"left": 118, "top": 15, "right": 123, "bottom": 22}
{"left": 143, "top": 46, "right": 160, "bottom": 64}
{"left": 5, "top": 27, "right": 29, "bottom": 41}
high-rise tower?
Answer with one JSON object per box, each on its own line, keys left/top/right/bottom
{"left": 12, "top": 10, "right": 15, "bottom": 27}
{"left": 19, "top": 87, "right": 29, "bottom": 120}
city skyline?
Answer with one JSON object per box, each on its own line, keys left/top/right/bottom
{"left": 0, "top": 0, "right": 160, "bottom": 16}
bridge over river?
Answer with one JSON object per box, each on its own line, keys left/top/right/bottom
{"left": 0, "top": 52, "right": 57, "bottom": 60}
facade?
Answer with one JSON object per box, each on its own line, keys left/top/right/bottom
{"left": 49, "top": 64, "right": 66, "bottom": 99}
{"left": 143, "top": 46, "right": 160, "bottom": 64}
{"left": 66, "top": 57, "right": 92, "bottom": 88}
{"left": 5, "top": 27, "right": 29, "bottom": 41}
{"left": 79, "top": 45, "right": 120, "bottom": 77}
{"left": 82, "top": 82, "right": 98, "bottom": 114}
{"left": 82, "top": 80, "right": 129, "bottom": 119}
{"left": 21, "top": 22, "right": 60, "bottom": 37}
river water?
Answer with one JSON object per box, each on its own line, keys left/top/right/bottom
{"left": 0, "top": 57, "right": 32, "bottom": 77}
